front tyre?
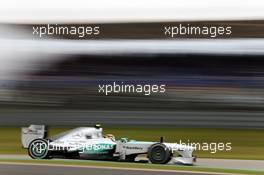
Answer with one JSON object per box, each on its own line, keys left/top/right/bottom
{"left": 148, "top": 143, "right": 172, "bottom": 164}
{"left": 28, "top": 139, "right": 50, "bottom": 159}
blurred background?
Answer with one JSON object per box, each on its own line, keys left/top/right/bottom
{"left": 0, "top": 0, "right": 263, "bottom": 162}
{"left": 1, "top": 32, "right": 264, "bottom": 128}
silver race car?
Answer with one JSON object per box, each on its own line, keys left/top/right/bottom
{"left": 21, "top": 124, "right": 196, "bottom": 165}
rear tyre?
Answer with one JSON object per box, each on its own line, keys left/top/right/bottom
{"left": 148, "top": 143, "right": 172, "bottom": 164}
{"left": 28, "top": 139, "right": 50, "bottom": 159}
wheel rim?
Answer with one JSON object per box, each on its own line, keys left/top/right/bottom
{"left": 30, "top": 140, "right": 48, "bottom": 159}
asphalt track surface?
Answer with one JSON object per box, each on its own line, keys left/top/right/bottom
{"left": 0, "top": 163, "right": 215, "bottom": 175}
{"left": 1, "top": 110, "right": 264, "bottom": 128}
{"left": 0, "top": 155, "right": 263, "bottom": 172}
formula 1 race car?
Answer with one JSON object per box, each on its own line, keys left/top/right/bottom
{"left": 21, "top": 124, "right": 196, "bottom": 165}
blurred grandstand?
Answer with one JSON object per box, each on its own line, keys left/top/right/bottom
{"left": 3, "top": 54, "right": 264, "bottom": 112}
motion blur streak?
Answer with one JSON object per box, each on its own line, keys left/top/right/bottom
{"left": 0, "top": 0, "right": 264, "bottom": 23}
{"left": 0, "top": 40, "right": 264, "bottom": 128}
{"left": 1, "top": 25, "right": 264, "bottom": 128}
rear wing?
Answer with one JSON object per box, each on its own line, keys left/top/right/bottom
{"left": 21, "top": 125, "right": 47, "bottom": 148}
